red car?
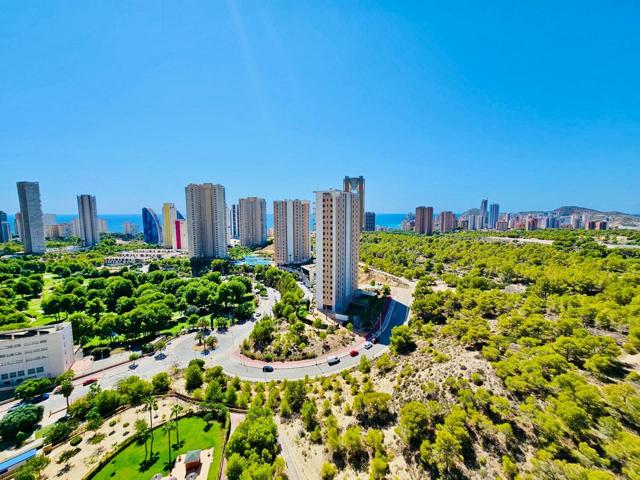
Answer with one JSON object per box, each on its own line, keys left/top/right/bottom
{"left": 82, "top": 377, "right": 98, "bottom": 386}
{"left": 349, "top": 349, "right": 359, "bottom": 357}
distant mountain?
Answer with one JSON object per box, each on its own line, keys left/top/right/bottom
{"left": 461, "top": 208, "right": 481, "bottom": 217}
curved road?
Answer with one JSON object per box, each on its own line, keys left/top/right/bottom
{"left": 0, "top": 285, "right": 412, "bottom": 427}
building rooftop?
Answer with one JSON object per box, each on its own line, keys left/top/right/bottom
{"left": 0, "top": 322, "right": 69, "bottom": 341}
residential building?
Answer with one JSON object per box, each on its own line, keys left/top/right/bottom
{"left": 97, "top": 218, "right": 108, "bottom": 234}
{"left": 185, "top": 183, "right": 227, "bottom": 258}
{"left": 0, "top": 323, "right": 74, "bottom": 389}
{"left": 440, "top": 211, "right": 456, "bottom": 233}
{"left": 479, "top": 198, "right": 488, "bottom": 228}
{"left": 0, "top": 211, "right": 10, "bottom": 243}
{"left": 526, "top": 215, "right": 538, "bottom": 231}
{"left": 173, "top": 218, "right": 189, "bottom": 250}
{"left": 596, "top": 221, "right": 608, "bottom": 230}
{"left": 415, "top": 206, "right": 434, "bottom": 235}
{"left": 239, "top": 197, "right": 267, "bottom": 247}
{"left": 162, "top": 203, "right": 177, "bottom": 248}
{"left": 16, "top": 181, "right": 45, "bottom": 254}
{"left": 142, "top": 207, "right": 162, "bottom": 244}
{"left": 230, "top": 204, "right": 239, "bottom": 239}
{"left": 273, "top": 199, "right": 310, "bottom": 265}
{"left": 14, "top": 212, "right": 23, "bottom": 240}
{"left": 57, "top": 223, "right": 74, "bottom": 238}
{"left": 488, "top": 203, "right": 500, "bottom": 229}
{"left": 496, "top": 220, "right": 508, "bottom": 231}
{"left": 315, "top": 190, "right": 360, "bottom": 313}
{"left": 123, "top": 222, "right": 139, "bottom": 236}
{"left": 76, "top": 194, "right": 99, "bottom": 246}
{"left": 343, "top": 176, "right": 365, "bottom": 231}
{"left": 364, "top": 211, "right": 376, "bottom": 232}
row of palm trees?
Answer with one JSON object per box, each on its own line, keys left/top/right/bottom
{"left": 135, "top": 397, "right": 185, "bottom": 466}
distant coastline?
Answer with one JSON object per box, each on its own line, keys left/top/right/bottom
{"left": 5, "top": 212, "right": 408, "bottom": 234}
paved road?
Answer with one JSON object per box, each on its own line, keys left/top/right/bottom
{"left": 0, "top": 282, "right": 412, "bottom": 426}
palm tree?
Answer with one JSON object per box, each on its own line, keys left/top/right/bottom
{"left": 135, "top": 419, "right": 150, "bottom": 460}
{"left": 162, "top": 422, "right": 175, "bottom": 466}
{"left": 60, "top": 379, "right": 74, "bottom": 410}
{"left": 195, "top": 330, "right": 204, "bottom": 346}
{"left": 171, "top": 404, "right": 184, "bottom": 447}
{"left": 203, "top": 335, "right": 217, "bottom": 352}
{"left": 144, "top": 396, "right": 158, "bottom": 456}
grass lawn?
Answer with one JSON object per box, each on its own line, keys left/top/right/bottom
{"left": 91, "top": 416, "right": 225, "bottom": 480}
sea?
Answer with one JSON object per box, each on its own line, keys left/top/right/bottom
{"left": 5, "top": 213, "right": 407, "bottom": 234}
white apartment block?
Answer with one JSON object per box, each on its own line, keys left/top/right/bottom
{"left": 315, "top": 190, "right": 360, "bottom": 313}
{"left": 185, "top": 183, "right": 228, "bottom": 258}
{"left": 0, "top": 323, "right": 74, "bottom": 389}
{"left": 238, "top": 197, "right": 267, "bottom": 247}
{"left": 77, "top": 194, "right": 100, "bottom": 246}
{"left": 16, "top": 181, "right": 45, "bottom": 254}
{"left": 273, "top": 199, "right": 310, "bottom": 265}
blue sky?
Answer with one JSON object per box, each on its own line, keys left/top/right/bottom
{"left": 1, "top": 1, "right": 639, "bottom": 214}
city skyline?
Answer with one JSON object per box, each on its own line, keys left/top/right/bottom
{"left": 2, "top": 3, "right": 640, "bottom": 214}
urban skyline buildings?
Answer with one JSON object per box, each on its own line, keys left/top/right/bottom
{"left": 238, "top": 197, "right": 267, "bottom": 248}
{"left": 141, "top": 207, "right": 162, "bottom": 244}
{"left": 415, "top": 206, "right": 434, "bottom": 235}
{"left": 488, "top": 203, "right": 500, "bottom": 230}
{"left": 162, "top": 203, "right": 177, "bottom": 248}
{"left": 315, "top": 189, "right": 360, "bottom": 313}
{"left": 0, "top": 211, "right": 10, "bottom": 243}
{"left": 364, "top": 211, "right": 376, "bottom": 232}
{"left": 343, "top": 176, "right": 365, "bottom": 232}
{"left": 273, "top": 199, "right": 311, "bottom": 266}
{"left": 185, "top": 183, "right": 227, "bottom": 259}
{"left": 76, "top": 194, "right": 99, "bottom": 246}
{"left": 16, "top": 181, "right": 45, "bottom": 254}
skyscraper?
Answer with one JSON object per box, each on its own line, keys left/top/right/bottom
{"left": 439, "top": 211, "right": 456, "bottom": 233}
{"left": 230, "top": 204, "right": 239, "bottom": 239}
{"left": 185, "top": 183, "right": 227, "bottom": 258}
{"left": 488, "top": 203, "right": 500, "bottom": 229}
{"left": 14, "top": 212, "right": 23, "bottom": 240}
{"left": 173, "top": 217, "right": 189, "bottom": 250}
{"left": 16, "top": 181, "right": 45, "bottom": 254}
{"left": 273, "top": 199, "right": 310, "bottom": 265}
{"left": 239, "top": 197, "right": 267, "bottom": 247}
{"left": 315, "top": 190, "right": 360, "bottom": 313}
{"left": 415, "top": 206, "right": 434, "bottom": 235}
{"left": 76, "top": 194, "right": 99, "bottom": 246}
{"left": 364, "top": 211, "right": 376, "bottom": 232}
{"left": 0, "top": 211, "right": 11, "bottom": 243}
{"left": 162, "top": 203, "right": 177, "bottom": 248}
{"left": 479, "top": 198, "right": 488, "bottom": 229}
{"left": 142, "top": 207, "right": 162, "bottom": 244}
{"left": 343, "top": 176, "right": 365, "bottom": 231}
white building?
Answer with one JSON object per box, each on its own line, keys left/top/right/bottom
{"left": 123, "top": 222, "right": 139, "bottom": 236}
{"left": 314, "top": 190, "right": 360, "bottom": 313}
{"left": 16, "top": 181, "right": 45, "bottom": 254}
{"left": 185, "top": 183, "right": 227, "bottom": 258}
{"left": 77, "top": 194, "right": 100, "bottom": 246}
{"left": 0, "top": 323, "right": 74, "bottom": 389}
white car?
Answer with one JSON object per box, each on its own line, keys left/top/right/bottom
{"left": 327, "top": 355, "right": 340, "bottom": 365}
{"left": 364, "top": 341, "right": 373, "bottom": 350}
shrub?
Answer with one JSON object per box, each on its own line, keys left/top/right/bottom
{"left": 70, "top": 436, "right": 82, "bottom": 446}
{"left": 108, "top": 419, "right": 117, "bottom": 427}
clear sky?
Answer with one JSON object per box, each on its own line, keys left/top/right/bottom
{"left": 1, "top": 1, "right": 639, "bottom": 214}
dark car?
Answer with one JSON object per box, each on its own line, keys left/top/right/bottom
{"left": 262, "top": 365, "right": 274, "bottom": 372}
{"left": 30, "top": 393, "right": 50, "bottom": 403}
{"left": 82, "top": 377, "right": 98, "bottom": 386}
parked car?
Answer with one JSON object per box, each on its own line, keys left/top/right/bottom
{"left": 349, "top": 349, "right": 359, "bottom": 357}
{"left": 30, "top": 393, "right": 50, "bottom": 404}
{"left": 364, "top": 341, "right": 373, "bottom": 350}
{"left": 255, "top": 312, "right": 262, "bottom": 317}
{"left": 82, "top": 377, "right": 98, "bottom": 386}
{"left": 53, "top": 385, "right": 62, "bottom": 394}
{"left": 262, "top": 365, "right": 274, "bottom": 372}
{"left": 327, "top": 355, "right": 340, "bottom": 365}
